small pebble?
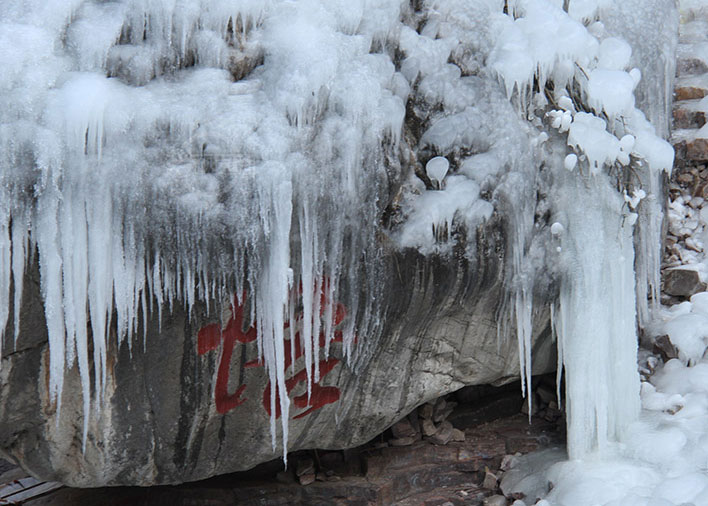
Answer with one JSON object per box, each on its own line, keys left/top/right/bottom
{"left": 483, "top": 495, "right": 508, "bottom": 506}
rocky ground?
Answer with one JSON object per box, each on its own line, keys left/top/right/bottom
{"left": 1, "top": 376, "right": 564, "bottom": 505}
{"left": 665, "top": 10, "right": 708, "bottom": 301}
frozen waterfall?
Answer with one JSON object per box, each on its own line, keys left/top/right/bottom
{"left": 0, "top": 0, "right": 678, "bottom": 470}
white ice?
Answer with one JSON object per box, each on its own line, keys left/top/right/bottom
{"left": 0, "top": 0, "right": 687, "bottom": 493}
{"left": 0, "top": 0, "right": 407, "bottom": 459}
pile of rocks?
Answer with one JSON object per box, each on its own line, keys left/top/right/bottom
{"left": 671, "top": 10, "right": 708, "bottom": 165}
{"left": 387, "top": 397, "right": 467, "bottom": 447}
{"left": 518, "top": 383, "right": 563, "bottom": 427}
{"left": 663, "top": 166, "right": 708, "bottom": 299}
{"left": 384, "top": 376, "right": 565, "bottom": 453}
{"left": 665, "top": 9, "right": 708, "bottom": 301}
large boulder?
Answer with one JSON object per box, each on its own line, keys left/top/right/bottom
{"left": 0, "top": 218, "right": 555, "bottom": 487}
{"left": 0, "top": 0, "right": 570, "bottom": 488}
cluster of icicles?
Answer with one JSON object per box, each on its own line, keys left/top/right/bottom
{"left": 494, "top": 0, "right": 675, "bottom": 459}
{"left": 0, "top": 0, "right": 404, "bottom": 460}
{"left": 0, "top": 0, "right": 677, "bottom": 466}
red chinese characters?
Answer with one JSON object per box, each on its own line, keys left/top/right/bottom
{"left": 197, "top": 288, "right": 348, "bottom": 419}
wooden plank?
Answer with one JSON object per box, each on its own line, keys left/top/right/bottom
{"left": 2, "top": 481, "right": 62, "bottom": 503}
{"left": 0, "top": 478, "right": 62, "bottom": 504}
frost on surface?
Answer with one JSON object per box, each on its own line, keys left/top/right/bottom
{"left": 397, "top": 175, "right": 493, "bottom": 254}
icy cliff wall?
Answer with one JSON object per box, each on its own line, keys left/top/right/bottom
{"left": 0, "top": 0, "right": 678, "bottom": 485}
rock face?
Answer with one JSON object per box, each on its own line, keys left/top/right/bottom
{"left": 0, "top": 216, "right": 555, "bottom": 486}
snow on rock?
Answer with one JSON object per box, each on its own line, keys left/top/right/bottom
{"left": 397, "top": 175, "right": 493, "bottom": 255}
{"left": 503, "top": 330, "right": 708, "bottom": 505}
{"left": 425, "top": 156, "right": 450, "bottom": 189}
{"left": 586, "top": 69, "right": 636, "bottom": 119}
{"left": 566, "top": 112, "right": 621, "bottom": 174}
{"left": 563, "top": 154, "right": 577, "bottom": 171}
{"left": 650, "top": 291, "right": 708, "bottom": 365}
{"left": 597, "top": 37, "right": 632, "bottom": 71}
{"left": 489, "top": 0, "right": 598, "bottom": 99}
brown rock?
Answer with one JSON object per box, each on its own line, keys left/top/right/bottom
{"left": 505, "top": 437, "right": 540, "bottom": 454}
{"left": 543, "top": 409, "right": 557, "bottom": 422}
{"left": 678, "top": 172, "right": 695, "bottom": 184}
{"left": 295, "top": 458, "right": 315, "bottom": 477}
{"left": 673, "top": 107, "right": 706, "bottom": 129}
{"left": 483, "top": 470, "right": 498, "bottom": 490}
{"left": 686, "top": 138, "right": 708, "bottom": 162}
{"left": 677, "top": 57, "right": 708, "bottom": 75}
{"left": 389, "top": 436, "right": 416, "bottom": 447}
{"left": 392, "top": 418, "right": 417, "bottom": 439}
{"left": 653, "top": 334, "right": 679, "bottom": 362}
{"left": 675, "top": 86, "right": 708, "bottom": 101}
{"left": 520, "top": 394, "right": 538, "bottom": 416}
{"left": 430, "top": 421, "right": 454, "bottom": 445}
{"left": 432, "top": 398, "right": 447, "bottom": 418}
{"left": 276, "top": 470, "right": 294, "bottom": 484}
{"left": 434, "top": 406, "right": 455, "bottom": 423}
{"left": 663, "top": 267, "right": 707, "bottom": 297}
{"left": 408, "top": 411, "right": 422, "bottom": 434}
{"left": 422, "top": 418, "right": 437, "bottom": 437}
{"left": 451, "top": 428, "right": 466, "bottom": 442}
{"left": 536, "top": 385, "right": 555, "bottom": 404}
{"left": 433, "top": 399, "right": 457, "bottom": 423}
{"left": 483, "top": 495, "right": 507, "bottom": 506}
{"left": 419, "top": 404, "right": 434, "bottom": 420}
{"left": 695, "top": 181, "right": 708, "bottom": 198}
{"left": 298, "top": 473, "right": 316, "bottom": 486}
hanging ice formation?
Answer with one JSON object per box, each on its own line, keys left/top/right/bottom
{"left": 0, "top": 0, "right": 407, "bottom": 458}
{"left": 488, "top": 0, "right": 676, "bottom": 457}
{"left": 0, "top": 0, "right": 679, "bottom": 465}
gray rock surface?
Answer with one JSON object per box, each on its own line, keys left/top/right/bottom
{"left": 0, "top": 211, "right": 556, "bottom": 487}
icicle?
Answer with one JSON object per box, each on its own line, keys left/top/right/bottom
{"left": 60, "top": 185, "right": 77, "bottom": 368}
{"left": 65, "top": 185, "right": 91, "bottom": 450}
{"left": 35, "top": 183, "right": 67, "bottom": 415}
{"left": 555, "top": 170, "right": 640, "bottom": 458}
{"left": 87, "top": 186, "right": 112, "bottom": 408}
{"left": 312, "top": 275, "right": 323, "bottom": 384}
{"left": 254, "top": 167, "right": 293, "bottom": 463}
{"left": 514, "top": 260, "right": 534, "bottom": 420}
{"left": 550, "top": 303, "right": 563, "bottom": 410}
{"left": 0, "top": 202, "right": 11, "bottom": 360}
{"left": 298, "top": 200, "right": 315, "bottom": 399}
{"left": 0, "top": 0, "right": 405, "bottom": 457}
{"left": 11, "top": 210, "right": 27, "bottom": 348}
{"left": 635, "top": 169, "right": 664, "bottom": 326}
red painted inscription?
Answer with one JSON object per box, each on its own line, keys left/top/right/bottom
{"left": 197, "top": 286, "right": 349, "bottom": 419}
